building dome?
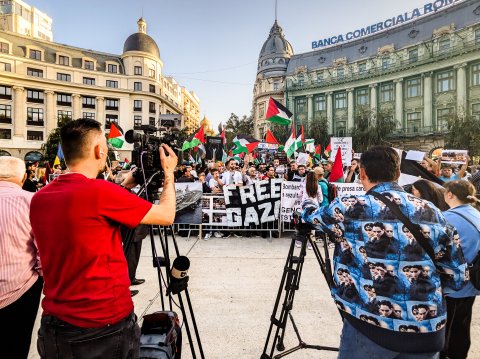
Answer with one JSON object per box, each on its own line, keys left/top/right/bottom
{"left": 257, "top": 20, "right": 293, "bottom": 76}
{"left": 123, "top": 18, "right": 161, "bottom": 59}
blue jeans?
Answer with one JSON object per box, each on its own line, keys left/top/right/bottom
{"left": 338, "top": 320, "right": 440, "bottom": 359}
{"left": 37, "top": 312, "right": 140, "bottom": 359}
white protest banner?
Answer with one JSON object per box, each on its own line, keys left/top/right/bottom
{"left": 296, "top": 152, "right": 309, "bottom": 166}
{"left": 280, "top": 181, "right": 304, "bottom": 222}
{"left": 335, "top": 183, "right": 365, "bottom": 197}
{"left": 441, "top": 149, "right": 468, "bottom": 165}
{"left": 405, "top": 150, "right": 426, "bottom": 162}
{"left": 258, "top": 143, "right": 279, "bottom": 150}
{"left": 330, "top": 137, "right": 352, "bottom": 165}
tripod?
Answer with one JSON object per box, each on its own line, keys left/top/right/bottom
{"left": 260, "top": 224, "right": 340, "bottom": 359}
{"left": 123, "top": 179, "right": 205, "bottom": 359}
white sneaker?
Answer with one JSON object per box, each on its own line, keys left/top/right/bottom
{"left": 222, "top": 233, "right": 231, "bottom": 239}
{"left": 295, "top": 240, "right": 302, "bottom": 248}
{"left": 213, "top": 232, "right": 223, "bottom": 238}
{"left": 307, "top": 242, "right": 313, "bottom": 250}
{"left": 203, "top": 233, "right": 211, "bottom": 241}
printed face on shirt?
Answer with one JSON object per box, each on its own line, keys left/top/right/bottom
{"left": 378, "top": 304, "right": 393, "bottom": 317}
{"left": 413, "top": 307, "right": 429, "bottom": 321}
{"left": 384, "top": 224, "right": 395, "bottom": 238}
{"left": 371, "top": 225, "right": 385, "bottom": 240}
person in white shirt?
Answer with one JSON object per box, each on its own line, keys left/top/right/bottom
{"left": 222, "top": 159, "right": 243, "bottom": 186}
{"left": 208, "top": 168, "right": 224, "bottom": 193}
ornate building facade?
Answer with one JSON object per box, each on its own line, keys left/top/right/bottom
{"left": 0, "top": 4, "right": 200, "bottom": 160}
{"left": 253, "top": 0, "right": 480, "bottom": 151}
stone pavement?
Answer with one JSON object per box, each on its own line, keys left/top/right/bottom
{"left": 28, "top": 233, "right": 480, "bottom": 359}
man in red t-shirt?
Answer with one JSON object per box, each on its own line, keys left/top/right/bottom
{"left": 30, "top": 118, "right": 178, "bottom": 359}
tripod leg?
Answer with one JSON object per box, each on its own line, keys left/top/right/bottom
{"left": 177, "top": 293, "right": 196, "bottom": 359}
{"left": 183, "top": 289, "right": 205, "bottom": 359}
{"left": 149, "top": 225, "right": 165, "bottom": 311}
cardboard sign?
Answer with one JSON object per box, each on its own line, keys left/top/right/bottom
{"left": 335, "top": 183, "right": 365, "bottom": 197}
{"left": 441, "top": 150, "right": 468, "bottom": 165}
{"left": 330, "top": 137, "right": 352, "bottom": 165}
{"left": 280, "top": 181, "right": 304, "bottom": 222}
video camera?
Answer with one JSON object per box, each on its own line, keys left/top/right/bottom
{"left": 125, "top": 125, "right": 179, "bottom": 190}
{"left": 292, "top": 211, "right": 315, "bottom": 237}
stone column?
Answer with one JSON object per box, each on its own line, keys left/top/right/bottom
{"left": 45, "top": 90, "right": 55, "bottom": 135}
{"left": 307, "top": 94, "right": 313, "bottom": 130}
{"left": 13, "top": 86, "right": 25, "bottom": 137}
{"left": 423, "top": 73, "right": 433, "bottom": 129}
{"left": 72, "top": 94, "right": 81, "bottom": 119}
{"left": 394, "top": 78, "right": 404, "bottom": 128}
{"left": 369, "top": 84, "right": 377, "bottom": 112}
{"left": 347, "top": 88, "right": 354, "bottom": 133}
{"left": 326, "top": 92, "right": 333, "bottom": 134}
{"left": 96, "top": 97, "right": 105, "bottom": 126}
{"left": 455, "top": 63, "right": 467, "bottom": 118}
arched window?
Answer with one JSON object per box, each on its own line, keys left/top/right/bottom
{"left": 0, "top": 150, "right": 11, "bottom": 156}
{"left": 24, "top": 151, "right": 43, "bottom": 162}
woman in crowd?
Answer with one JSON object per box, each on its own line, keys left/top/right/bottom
{"left": 411, "top": 179, "right": 449, "bottom": 211}
{"left": 314, "top": 166, "right": 330, "bottom": 207}
{"left": 440, "top": 180, "right": 480, "bottom": 359}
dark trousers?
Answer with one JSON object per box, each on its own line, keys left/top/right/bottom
{"left": 440, "top": 296, "right": 476, "bottom": 359}
{"left": 38, "top": 312, "right": 140, "bottom": 359}
{"left": 0, "top": 276, "right": 43, "bottom": 359}
{"left": 127, "top": 239, "right": 143, "bottom": 282}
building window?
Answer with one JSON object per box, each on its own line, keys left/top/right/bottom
{"left": 29, "top": 49, "right": 41, "bottom": 60}
{"left": 406, "top": 112, "right": 421, "bottom": 133}
{"left": 134, "top": 82, "right": 142, "bottom": 91}
{"left": 298, "top": 74, "right": 305, "bottom": 86}
{"left": 134, "top": 115, "right": 142, "bottom": 129}
{"left": 0, "top": 41, "right": 9, "bottom": 53}
{"left": 335, "top": 121, "right": 346, "bottom": 136}
{"left": 358, "top": 62, "right": 367, "bottom": 74}
{"left": 437, "top": 70, "right": 454, "bottom": 92}
{"left": 149, "top": 102, "right": 156, "bottom": 114}
{"left": 105, "top": 114, "right": 118, "bottom": 129}
{"left": 471, "top": 103, "right": 480, "bottom": 118}
{"left": 476, "top": 28, "right": 480, "bottom": 43}
{"left": 406, "top": 78, "right": 422, "bottom": 98}
{"left": 27, "top": 131, "right": 43, "bottom": 141}
{"left": 0, "top": 62, "right": 11, "bottom": 72}
{"left": 439, "top": 38, "right": 450, "bottom": 54}
{"left": 27, "top": 89, "right": 44, "bottom": 103}
{"left": 334, "top": 92, "right": 346, "bottom": 109}
{"left": 57, "top": 110, "right": 72, "bottom": 121}
{"left": 84, "top": 60, "right": 94, "bottom": 70}
{"left": 314, "top": 95, "right": 326, "bottom": 112}
{"left": 57, "top": 93, "right": 72, "bottom": 106}
{"left": 356, "top": 88, "right": 369, "bottom": 105}
{"left": 316, "top": 70, "right": 324, "bottom": 83}
{"left": 57, "top": 73, "right": 71, "bottom": 82}
{"left": 296, "top": 97, "right": 306, "bottom": 113}
{"left": 106, "top": 99, "right": 119, "bottom": 111}
{"left": 380, "top": 83, "right": 394, "bottom": 102}
{"left": 58, "top": 55, "right": 69, "bottom": 66}
{"left": 149, "top": 117, "right": 156, "bottom": 126}
{"left": 472, "top": 64, "right": 480, "bottom": 86}
{"left": 148, "top": 85, "right": 155, "bottom": 94}
{"left": 133, "top": 100, "right": 142, "bottom": 112}
{"left": 107, "top": 64, "right": 118, "bottom": 73}
{"left": 27, "top": 108, "right": 44, "bottom": 125}
{"left": 273, "top": 80, "right": 279, "bottom": 91}
{"left": 0, "top": 85, "right": 12, "bottom": 99}
{"left": 0, "top": 128, "right": 11, "bottom": 139}
{"left": 134, "top": 66, "right": 142, "bottom": 75}
{"left": 148, "top": 68, "right": 155, "bottom": 78}
{"left": 337, "top": 67, "right": 345, "bottom": 79}
{"left": 83, "top": 77, "right": 95, "bottom": 85}
{"left": 106, "top": 80, "right": 118, "bottom": 88}
{"left": 82, "top": 96, "right": 95, "bottom": 109}
{"left": 408, "top": 48, "right": 418, "bottom": 63}
{"left": 83, "top": 112, "right": 95, "bottom": 119}
{"left": 27, "top": 67, "right": 43, "bottom": 77}
{"left": 382, "top": 57, "right": 391, "bottom": 70}
{"left": 258, "top": 102, "right": 265, "bottom": 118}
{"left": 437, "top": 108, "right": 453, "bottom": 131}
{"left": 0, "top": 104, "right": 12, "bottom": 123}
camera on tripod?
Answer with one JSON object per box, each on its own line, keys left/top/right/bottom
{"left": 125, "top": 124, "right": 180, "bottom": 190}
{"left": 292, "top": 211, "right": 314, "bottom": 237}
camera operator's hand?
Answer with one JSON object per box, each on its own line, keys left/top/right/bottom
{"left": 120, "top": 170, "right": 137, "bottom": 189}
{"left": 159, "top": 144, "right": 178, "bottom": 175}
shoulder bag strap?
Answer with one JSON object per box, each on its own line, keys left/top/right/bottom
{"left": 370, "top": 191, "right": 437, "bottom": 263}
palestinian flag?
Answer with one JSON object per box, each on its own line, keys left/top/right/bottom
{"left": 329, "top": 147, "right": 345, "bottom": 183}
{"left": 182, "top": 126, "right": 205, "bottom": 151}
{"left": 108, "top": 123, "right": 124, "bottom": 149}
{"left": 324, "top": 142, "right": 332, "bottom": 158}
{"left": 122, "top": 158, "right": 130, "bottom": 170}
{"left": 284, "top": 126, "right": 302, "bottom": 158}
{"left": 305, "top": 139, "right": 315, "bottom": 153}
{"left": 314, "top": 144, "right": 322, "bottom": 160}
{"left": 265, "top": 129, "right": 279, "bottom": 145}
{"left": 266, "top": 98, "right": 293, "bottom": 126}
{"left": 232, "top": 135, "right": 260, "bottom": 154}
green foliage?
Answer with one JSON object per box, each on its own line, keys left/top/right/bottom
{"left": 445, "top": 113, "right": 480, "bottom": 156}
{"left": 41, "top": 116, "right": 71, "bottom": 166}
{"left": 308, "top": 116, "right": 329, "bottom": 148}
{"left": 269, "top": 123, "right": 290, "bottom": 144}
{"left": 224, "top": 113, "right": 254, "bottom": 148}
{"left": 350, "top": 106, "right": 397, "bottom": 152}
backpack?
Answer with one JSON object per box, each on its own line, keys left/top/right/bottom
{"left": 320, "top": 179, "right": 337, "bottom": 203}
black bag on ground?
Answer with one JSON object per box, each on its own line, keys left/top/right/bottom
{"left": 139, "top": 311, "right": 182, "bottom": 359}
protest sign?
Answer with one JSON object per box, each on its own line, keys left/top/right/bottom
{"left": 335, "top": 183, "right": 365, "bottom": 197}
{"left": 280, "top": 181, "right": 303, "bottom": 222}
{"left": 275, "top": 151, "right": 288, "bottom": 165}
{"left": 174, "top": 182, "right": 202, "bottom": 224}
{"left": 405, "top": 150, "right": 426, "bottom": 162}
{"left": 224, "top": 179, "right": 282, "bottom": 227}
{"left": 258, "top": 143, "right": 279, "bottom": 151}
{"left": 206, "top": 136, "right": 224, "bottom": 161}
{"left": 202, "top": 194, "right": 228, "bottom": 226}
{"left": 296, "top": 153, "right": 309, "bottom": 166}
{"left": 330, "top": 137, "right": 352, "bottom": 165}
{"left": 441, "top": 150, "right": 468, "bottom": 165}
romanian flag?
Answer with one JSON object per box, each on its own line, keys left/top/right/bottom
{"left": 108, "top": 123, "right": 125, "bottom": 149}
{"left": 182, "top": 126, "right": 206, "bottom": 151}
{"left": 266, "top": 98, "right": 293, "bottom": 126}
{"left": 232, "top": 135, "right": 260, "bottom": 154}
{"left": 53, "top": 143, "right": 64, "bottom": 167}
{"left": 265, "top": 129, "right": 279, "bottom": 145}
{"left": 329, "top": 147, "right": 345, "bottom": 183}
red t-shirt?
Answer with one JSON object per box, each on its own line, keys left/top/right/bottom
{"left": 30, "top": 173, "right": 152, "bottom": 328}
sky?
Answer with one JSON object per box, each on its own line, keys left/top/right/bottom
{"left": 28, "top": 0, "right": 434, "bottom": 129}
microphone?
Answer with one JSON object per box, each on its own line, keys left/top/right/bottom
{"left": 167, "top": 256, "right": 190, "bottom": 295}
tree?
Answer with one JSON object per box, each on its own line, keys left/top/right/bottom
{"left": 269, "top": 123, "right": 290, "bottom": 144}
{"left": 445, "top": 113, "right": 480, "bottom": 156}
{"left": 308, "top": 116, "right": 329, "bottom": 149}
{"left": 350, "top": 106, "right": 397, "bottom": 152}
{"left": 224, "top": 113, "right": 254, "bottom": 148}
{"left": 41, "top": 115, "right": 71, "bottom": 166}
